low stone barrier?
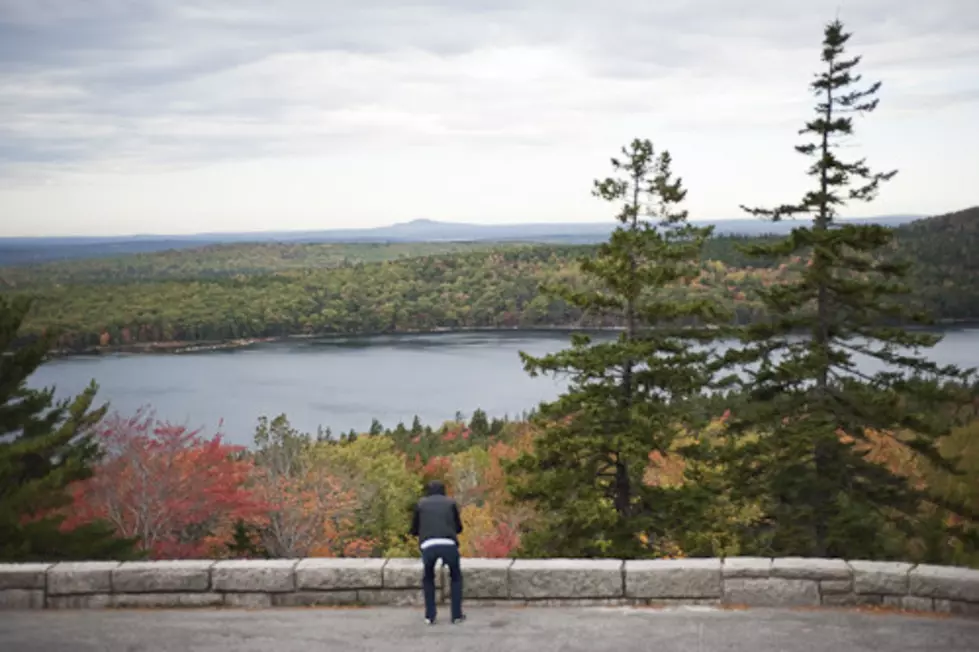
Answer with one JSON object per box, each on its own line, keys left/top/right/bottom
{"left": 1, "top": 558, "right": 977, "bottom": 617}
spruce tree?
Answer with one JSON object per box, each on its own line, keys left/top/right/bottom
{"left": 0, "top": 296, "right": 137, "bottom": 561}
{"left": 469, "top": 408, "right": 490, "bottom": 439}
{"left": 724, "top": 20, "right": 976, "bottom": 558}
{"left": 509, "top": 139, "right": 725, "bottom": 558}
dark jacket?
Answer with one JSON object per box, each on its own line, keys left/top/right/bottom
{"left": 410, "top": 481, "right": 463, "bottom": 545}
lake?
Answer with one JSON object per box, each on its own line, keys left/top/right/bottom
{"left": 27, "top": 329, "right": 979, "bottom": 447}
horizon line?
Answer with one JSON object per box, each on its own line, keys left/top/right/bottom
{"left": 0, "top": 213, "right": 928, "bottom": 241}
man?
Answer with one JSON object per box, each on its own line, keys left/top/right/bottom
{"left": 410, "top": 480, "right": 465, "bottom": 625}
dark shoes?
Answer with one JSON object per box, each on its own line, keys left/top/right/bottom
{"left": 425, "top": 615, "right": 466, "bottom": 626}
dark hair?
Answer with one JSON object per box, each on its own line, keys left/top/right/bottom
{"left": 425, "top": 480, "right": 446, "bottom": 496}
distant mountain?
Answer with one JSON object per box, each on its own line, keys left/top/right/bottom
{"left": 0, "top": 214, "right": 925, "bottom": 266}
{"left": 248, "top": 214, "right": 923, "bottom": 243}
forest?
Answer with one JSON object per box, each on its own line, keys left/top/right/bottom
{"left": 0, "top": 240, "right": 501, "bottom": 286}
{"left": 0, "top": 206, "right": 976, "bottom": 352}
{"left": 3, "top": 20, "right": 979, "bottom": 572}
{"left": 32, "top": 405, "right": 979, "bottom": 567}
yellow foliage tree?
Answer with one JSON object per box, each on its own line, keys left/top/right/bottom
{"left": 310, "top": 435, "right": 421, "bottom": 557}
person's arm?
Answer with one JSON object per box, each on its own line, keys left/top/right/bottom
{"left": 410, "top": 503, "right": 420, "bottom": 538}
{"left": 453, "top": 502, "right": 463, "bottom": 535}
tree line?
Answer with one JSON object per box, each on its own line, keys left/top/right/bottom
{"left": 0, "top": 241, "right": 502, "bottom": 287}
{"left": 2, "top": 20, "right": 978, "bottom": 566}
{"left": 12, "top": 245, "right": 792, "bottom": 350}
{"left": 4, "top": 212, "right": 977, "bottom": 352}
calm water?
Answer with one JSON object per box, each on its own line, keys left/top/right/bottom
{"left": 27, "top": 329, "right": 979, "bottom": 447}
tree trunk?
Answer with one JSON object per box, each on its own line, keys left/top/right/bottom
{"left": 614, "top": 455, "right": 631, "bottom": 519}
{"left": 613, "top": 168, "right": 642, "bottom": 520}
{"left": 811, "top": 59, "right": 835, "bottom": 558}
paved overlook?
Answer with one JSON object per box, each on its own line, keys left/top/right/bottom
{"left": 2, "top": 557, "right": 978, "bottom": 650}
{"left": 2, "top": 606, "right": 978, "bottom": 652}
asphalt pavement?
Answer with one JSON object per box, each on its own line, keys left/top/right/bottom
{"left": 1, "top": 606, "right": 977, "bottom": 651}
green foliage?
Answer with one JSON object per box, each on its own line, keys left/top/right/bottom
{"left": 0, "top": 295, "right": 138, "bottom": 561}
{"left": 508, "top": 139, "right": 727, "bottom": 558}
{"left": 3, "top": 219, "right": 976, "bottom": 351}
{"left": 469, "top": 409, "right": 490, "bottom": 438}
{"left": 927, "top": 413, "right": 979, "bottom": 566}
{"left": 0, "top": 241, "right": 502, "bottom": 288}
{"left": 894, "top": 207, "right": 979, "bottom": 322}
{"left": 10, "top": 246, "right": 607, "bottom": 349}
{"left": 253, "top": 413, "right": 314, "bottom": 469}
{"left": 719, "top": 20, "right": 976, "bottom": 558}
{"left": 226, "top": 519, "right": 268, "bottom": 558}
{"left": 311, "top": 434, "right": 422, "bottom": 557}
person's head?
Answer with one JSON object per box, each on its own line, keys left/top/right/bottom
{"left": 425, "top": 480, "right": 446, "bottom": 497}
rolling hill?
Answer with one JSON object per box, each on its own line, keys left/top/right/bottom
{"left": 0, "top": 214, "right": 922, "bottom": 266}
{"left": 2, "top": 207, "right": 975, "bottom": 352}
{"left": 895, "top": 206, "right": 979, "bottom": 321}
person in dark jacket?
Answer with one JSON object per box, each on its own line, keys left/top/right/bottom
{"left": 410, "top": 480, "right": 465, "bottom": 625}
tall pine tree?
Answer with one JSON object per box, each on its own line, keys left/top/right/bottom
{"left": 0, "top": 296, "right": 137, "bottom": 561}
{"left": 509, "top": 139, "right": 726, "bottom": 558}
{"left": 723, "top": 20, "right": 976, "bottom": 558}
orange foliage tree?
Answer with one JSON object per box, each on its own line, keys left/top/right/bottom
{"left": 454, "top": 426, "right": 537, "bottom": 558}
{"left": 249, "top": 415, "right": 371, "bottom": 558}
{"left": 65, "top": 411, "right": 259, "bottom": 559}
{"left": 251, "top": 469, "right": 367, "bottom": 558}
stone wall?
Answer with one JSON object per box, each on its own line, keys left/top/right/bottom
{"left": 1, "top": 557, "right": 977, "bottom": 617}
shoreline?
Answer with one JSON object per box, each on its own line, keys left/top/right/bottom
{"left": 46, "top": 326, "right": 621, "bottom": 358}
{"left": 45, "top": 321, "right": 979, "bottom": 358}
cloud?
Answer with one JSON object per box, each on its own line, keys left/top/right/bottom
{"left": 1, "top": 0, "right": 977, "bottom": 234}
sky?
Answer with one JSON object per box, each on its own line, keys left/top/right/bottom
{"left": 0, "top": 0, "right": 977, "bottom": 237}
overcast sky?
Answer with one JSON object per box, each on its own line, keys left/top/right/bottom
{"left": 1, "top": 0, "right": 976, "bottom": 237}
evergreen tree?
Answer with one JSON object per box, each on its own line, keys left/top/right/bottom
{"left": 253, "top": 414, "right": 312, "bottom": 470}
{"left": 489, "top": 417, "right": 505, "bottom": 436}
{"left": 469, "top": 408, "right": 490, "bottom": 438}
{"left": 392, "top": 421, "right": 409, "bottom": 444}
{"left": 226, "top": 519, "right": 268, "bottom": 558}
{"left": 723, "top": 20, "right": 976, "bottom": 558}
{"left": 0, "top": 296, "right": 138, "bottom": 561}
{"left": 508, "top": 139, "right": 726, "bottom": 558}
